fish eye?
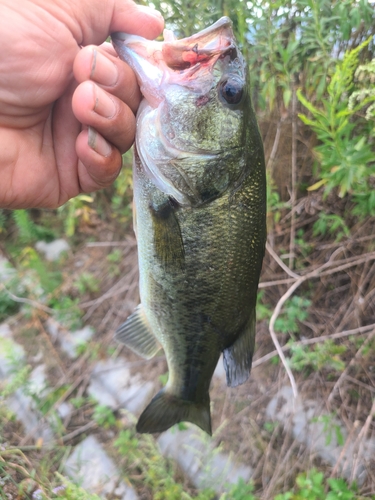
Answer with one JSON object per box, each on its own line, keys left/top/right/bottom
{"left": 219, "top": 77, "right": 244, "bottom": 105}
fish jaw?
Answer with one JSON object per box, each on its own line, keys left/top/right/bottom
{"left": 111, "top": 16, "right": 237, "bottom": 106}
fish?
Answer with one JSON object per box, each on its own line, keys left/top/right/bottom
{"left": 111, "top": 17, "right": 266, "bottom": 435}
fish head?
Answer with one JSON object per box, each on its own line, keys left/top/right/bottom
{"left": 112, "top": 17, "right": 254, "bottom": 207}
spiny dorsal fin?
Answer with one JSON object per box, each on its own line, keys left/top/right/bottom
{"left": 115, "top": 304, "right": 160, "bottom": 359}
{"left": 222, "top": 309, "right": 256, "bottom": 387}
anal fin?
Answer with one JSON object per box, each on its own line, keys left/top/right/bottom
{"left": 223, "top": 309, "right": 256, "bottom": 387}
{"left": 115, "top": 304, "right": 160, "bottom": 359}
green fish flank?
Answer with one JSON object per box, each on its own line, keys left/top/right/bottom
{"left": 112, "top": 17, "right": 266, "bottom": 435}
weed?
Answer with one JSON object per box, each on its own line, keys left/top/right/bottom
{"left": 311, "top": 414, "right": 344, "bottom": 447}
{"left": 275, "top": 296, "right": 311, "bottom": 335}
{"left": 92, "top": 404, "right": 116, "bottom": 428}
{"left": 288, "top": 339, "right": 346, "bottom": 373}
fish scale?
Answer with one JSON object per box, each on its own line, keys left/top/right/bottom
{"left": 112, "top": 17, "right": 266, "bottom": 435}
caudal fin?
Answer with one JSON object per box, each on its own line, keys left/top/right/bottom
{"left": 136, "top": 389, "right": 212, "bottom": 435}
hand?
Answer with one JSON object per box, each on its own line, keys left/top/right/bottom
{"left": 0, "top": 0, "right": 163, "bottom": 209}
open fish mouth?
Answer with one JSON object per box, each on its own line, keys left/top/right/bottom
{"left": 112, "top": 17, "right": 239, "bottom": 105}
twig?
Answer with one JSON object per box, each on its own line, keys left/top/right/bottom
{"left": 289, "top": 86, "right": 297, "bottom": 270}
{"left": 266, "top": 118, "right": 283, "bottom": 172}
{"left": 252, "top": 323, "right": 375, "bottom": 368}
{"left": 266, "top": 243, "right": 300, "bottom": 279}
{"left": 0, "top": 283, "right": 54, "bottom": 314}
{"left": 60, "top": 420, "right": 97, "bottom": 443}
{"left": 329, "top": 420, "right": 360, "bottom": 479}
{"left": 85, "top": 241, "right": 133, "bottom": 247}
{"left": 328, "top": 329, "right": 375, "bottom": 405}
{"left": 266, "top": 248, "right": 346, "bottom": 398}
{"left": 351, "top": 398, "right": 375, "bottom": 480}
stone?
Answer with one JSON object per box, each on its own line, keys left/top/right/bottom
{"left": 266, "top": 386, "right": 375, "bottom": 484}
{"left": 35, "top": 239, "right": 70, "bottom": 262}
{"left": 46, "top": 320, "right": 95, "bottom": 359}
{"left": 0, "top": 323, "right": 25, "bottom": 378}
{"left": 0, "top": 324, "right": 53, "bottom": 444}
{"left": 0, "top": 258, "right": 16, "bottom": 282}
{"left": 213, "top": 355, "right": 227, "bottom": 382}
{"left": 158, "top": 426, "right": 253, "bottom": 492}
{"left": 6, "top": 389, "right": 54, "bottom": 444}
{"left": 64, "top": 435, "right": 138, "bottom": 500}
{"left": 88, "top": 358, "right": 154, "bottom": 414}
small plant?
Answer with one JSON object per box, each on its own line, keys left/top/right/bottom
{"left": 311, "top": 414, "right": 344, "bottom": 447}
{"left": 275, "top": 296, "right": 311, "bottom": 335}
{"left": 223, "top": 478, "right": 256, "bottom": 500}
{"left": 288, "top": 339, "right": 346, "bottom": 373}
{"left": 73, "top": 272, "right": 100, "bottom": 294}
{"left": 12, "top": 210, "right": 55, "bottom": 244}
{"left": 312, "top": 213, "right": 350, "bottom": 241}
{"left": 92, "top": 404, "right": 116, "bottom": 428}
{"left": 274, "top": 468, "right": 359, "bottom": 500}
{"left": 298, "top": 38, "right": 375, "bottom": 213}
{"left": 58, "top": 194, "right": 95, "bottom": 237}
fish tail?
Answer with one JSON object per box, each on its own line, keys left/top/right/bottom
{"left": 136, "top": 389, "right": 212, "bottom": 435}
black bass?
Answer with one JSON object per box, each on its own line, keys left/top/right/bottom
{"left": 112, "top": 17, "right": 266, "bottom": 435}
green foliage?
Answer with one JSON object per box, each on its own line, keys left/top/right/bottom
{"left": 274, "top": 469, "right": 360, "bottom": 500}
{"left": 12, "top": 210, "right": 56, "bottom": 243}
{"left": 311, "top": 414, "right": 344, "bottom": 446}
{"left": 0, "top": 285, "right": 20, "bottom": 321}
{"left": 349, "top": 57, "right": 375, "bottom": 121}
{"left": 73, "top": 272, "right": 100, "bottom": 294}
{"left": 312, "top": 213, "right": 350, "bottom": 241}
{"left": 275, "top": 296, "right": 311, "bottom": 334}
{"left": 92, "top": 404, "right": 116, "bottom": 428}
{"left": 58, "top": 194, "right": 95, "bottom": 237}
{"left": 288, "top": 339, "right": 346, "bottom": 372}
{"left": 48, "top": 296, "right": 83, "bottom": 330}
{"left": 298, "top": 39, "right": 375, "bottom": 211}
{"left": 114, "top": 429, "right": 215, "bottom": 499}
{"left": 55, "top": 473, "right": 102, "bottom": 499}
{"left": 0, "top": 365, "right": 31, "bottom": 399}
{"left": 223, "top": 478, "right": 256, "bottom": 500}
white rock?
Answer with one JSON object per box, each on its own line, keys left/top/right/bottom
{"left": 266, "top": 386, "right": 375, "bottom": 484}
{"left": 88, "top": 358, "right": 155, "bottom": 414}
{"left": 0, "top": 323, "right": 25, "bottom": 379}
{"left": 158, "top": 426, "right": 253, "bottom": 492}
{"left": 56, "top": 402, "right": 73, "bottom": 419}
{"left": 6, "top": 389, "right": 54, "bottom": 444}
{"left": 64, "top": 435, "right": 138, "bottom": 500}
{"left": 213, "top": 355, "right": 227, "bottom": 382}
{"left": 0, "top": 258, "right": 16, "bottom": 282}
{"left": 28, "top": 365, "right": 49, "bottom": 397}
{"left": 46, "top": 320, "right": 95, "bottom": 359}
{"left": 35, "top": 239, "right": 70, "bottom": 261}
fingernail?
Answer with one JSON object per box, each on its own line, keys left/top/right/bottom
{"left": 90, "top": 48, "right": 118, "bottom": 87}
{"left": 88, "top": 127, "right": 112, "bottom": 157}
{"left": 93, "top": 84, "right": 116, "bottom": 119}
{"left": 137, "top": 5, "right": 163, "bottom": 20}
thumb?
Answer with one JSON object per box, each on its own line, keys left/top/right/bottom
{"left": 68, "top": 0, "right": 164, "bottom": 45}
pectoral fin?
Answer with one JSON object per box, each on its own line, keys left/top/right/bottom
{"left": 150, "top": 198, "right": 185, "bottom": 270}
{"left": 222, "top": 309, "right": 256, "bottom": 387}
{"left": 115, "top": 304, "right": 160, "bottom": 359}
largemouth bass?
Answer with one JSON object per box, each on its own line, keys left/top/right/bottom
{"left": 112, "top": 17, "right": 266, "bottom": 435}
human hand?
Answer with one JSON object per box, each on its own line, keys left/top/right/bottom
{"left": 0, "top": 0, "right": 163, "bottom": 209}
